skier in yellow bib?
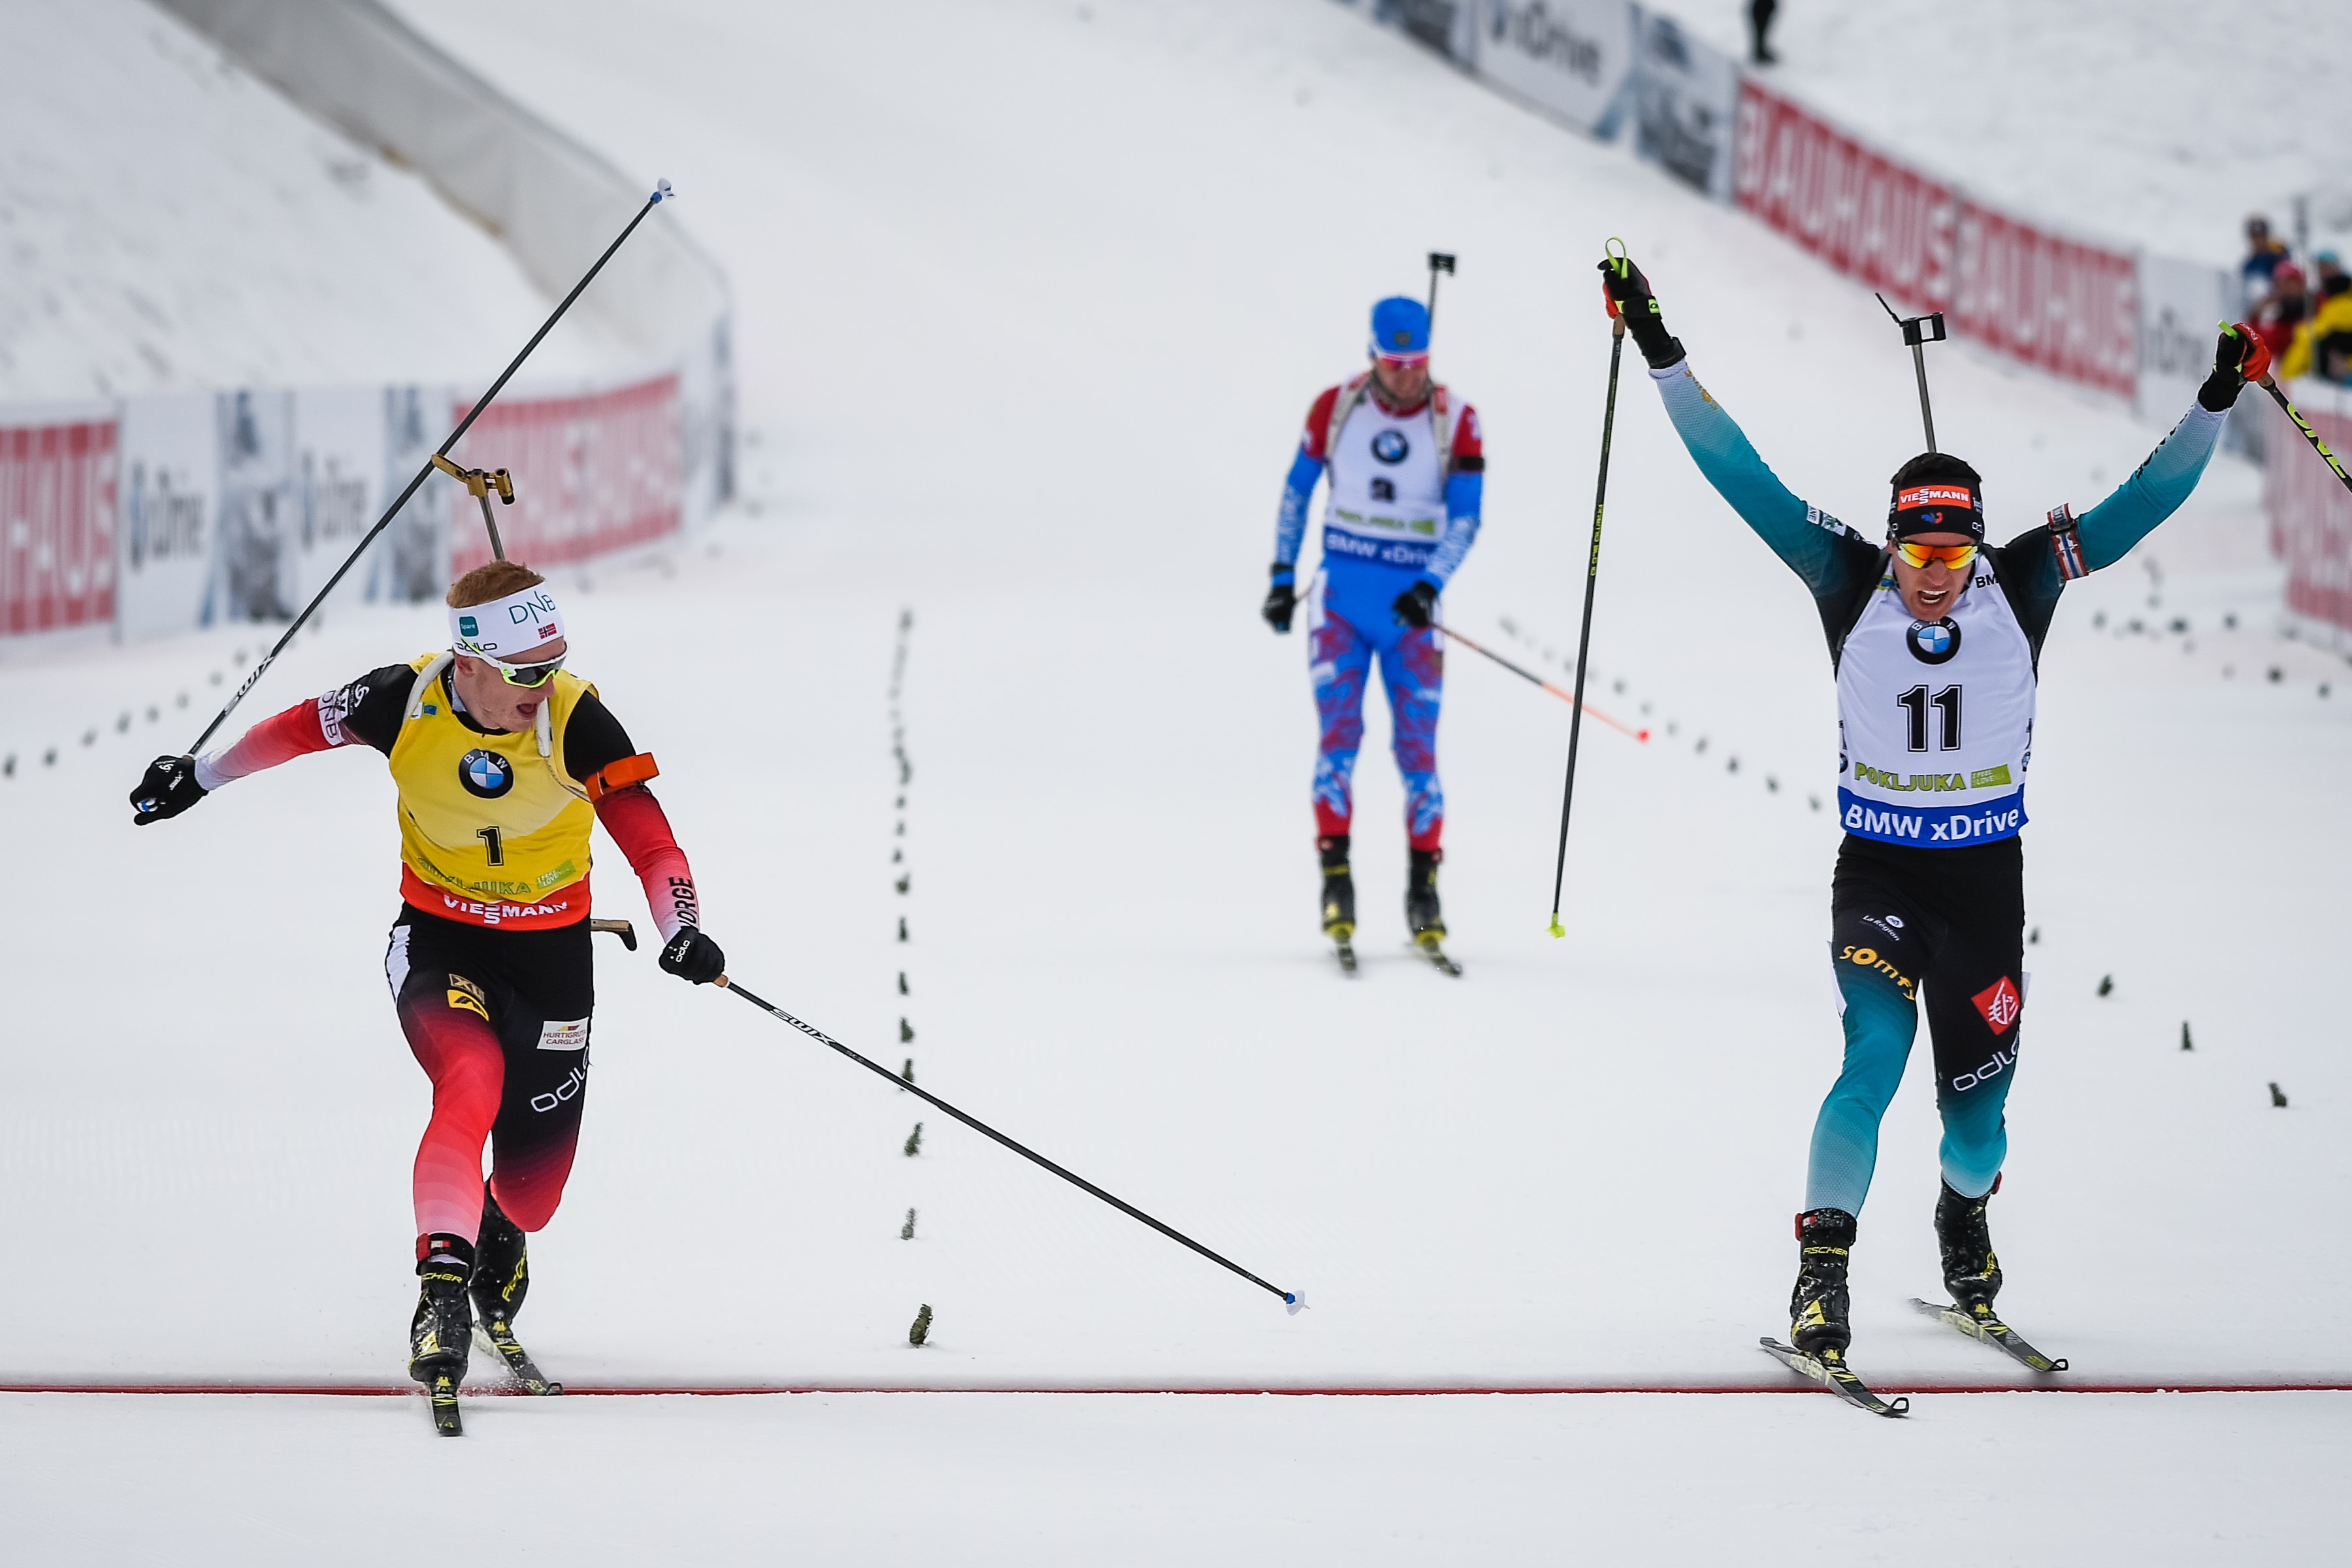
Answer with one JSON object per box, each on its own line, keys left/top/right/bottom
{"left": 131, "top": 560, "right": 723, "bottom": 1412}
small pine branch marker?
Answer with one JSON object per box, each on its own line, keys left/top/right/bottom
{"left": 904, "top": 1121, "right": 924, "bottom": 1157}
{"left": 900, "top": 1018, "right": 915, "bottom": 1043}
{"left": 2181, "top": 1021, "right": 2193, "bottom": 1052}
{"left": 900, "top": 1058, "right": 915, "bottom": 1086}
{"left": 909, "top": 1303, "right": 932, "bottom": 1347}
{"left": 2097, "top": 974, "right": 2114, "bottom": 997}
{"left": 2270, "top": 1082, "right": 2289, "bottom": 1108}
{"left": 900, "top": 1207, "right": 917, "bottom": 1239}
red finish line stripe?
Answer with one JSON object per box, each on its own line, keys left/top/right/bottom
{"left": 5, "top": 1382, "right": 2349, "bottom": 1397}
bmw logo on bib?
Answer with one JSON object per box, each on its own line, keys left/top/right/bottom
{"left": 1371, "top": 429, "right": 1410, "bottom": 464}
{"left": 459, "top": 748, "right": 515, "bottom": 798}
{"left": 1906, "top": 617, "right": 1962, "bottom": 665}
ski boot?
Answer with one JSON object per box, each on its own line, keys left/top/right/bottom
{"left": 410, "top": 1235, "right": 475, "bottom": 1431}
{"left": 1405, "top": 847, "right": 1460, "bottom": 972}
{"left": 1934, "top": 1178, "right": 2003, "bottom": 1312}
{"left": 470, "top": 1183, "right": 529, "bottom": 1335}
{"left": 1405, "top": 847, "right": 1445, "bottom": 943}
{"left": 1320, "top": 834, "right": 1357, "bottom": 970}
{"left": 1789, "top": 1207, "right": 1857, "bottom": 1357}
{"left": 468, "top": 1184, "right": 559, "bottom": 1393}
{"left": 409, "top": 1235, "right": 475, "bottom": 1384}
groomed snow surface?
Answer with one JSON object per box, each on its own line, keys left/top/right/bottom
{"left": 0, "top": 0, "right": 630, "bottom": 400}
{"left": 4, "top": 1, "right": 2347, "bottom": 1560}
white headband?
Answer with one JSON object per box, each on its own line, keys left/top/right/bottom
{"left": 450, "top": 583, "right": 566, "bottom": 659}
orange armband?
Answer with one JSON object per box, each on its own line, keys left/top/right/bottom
{"left": 583, "top": 752, "right": 660, "bottom": 800}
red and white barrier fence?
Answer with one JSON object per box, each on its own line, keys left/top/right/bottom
{"left": 2266, "top": 387, "right": 2352, "bottom": 632}
{"left": 447, "top": 374, "right": 685, "bottom": 578}
{"left": 1, "top": 355, "right": 721, "bottom": 646}
{"left": 1732, "top": 78, "right": 2136, "bottom": 398}
{"left": 0, "top": 414, "right": 117, "bottom": 638}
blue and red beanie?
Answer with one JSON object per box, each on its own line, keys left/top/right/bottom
{"left": 1370, "top": 296, "right": 1431, "bottom": 359}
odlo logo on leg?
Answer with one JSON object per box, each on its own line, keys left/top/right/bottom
{"left": 531, "top": 1064, "right": 586, "bottom": 1114}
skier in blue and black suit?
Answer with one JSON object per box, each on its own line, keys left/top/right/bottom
{"left": 1599, "top": 253, "right": 2272, "bottom": 1363}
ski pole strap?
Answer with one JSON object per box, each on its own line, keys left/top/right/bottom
{"left": 712, "top": 976, "right": 1305, "bottom": 1313}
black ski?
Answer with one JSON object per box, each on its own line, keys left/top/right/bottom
{"left": 1758, "top": 1337, "right": 1910, "bottom": 1418}
{"left": 1415, "top": 936, "right": 1462, "bottom": 977}
{"left": 477, "top": 1318, "right": 563, "bottom": 1395}
{"left": 426, "top": 1371, "right": 463, "bottom": 1435}
{"left": 1909, "top": 1298, "right": 2068, "bottom": 1373}
{"left": 1333, "top": 939, "right": 1358, "bottom": 974}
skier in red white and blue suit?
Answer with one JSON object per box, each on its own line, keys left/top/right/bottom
{"left": 1262, "top": 296, "right": 1484, "bottom": 953}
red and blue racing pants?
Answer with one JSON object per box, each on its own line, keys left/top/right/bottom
{"left": 1308, "top": 570, "right": 1444, "bottom": 849}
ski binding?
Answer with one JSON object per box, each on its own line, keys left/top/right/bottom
{"left": 1759, "top": 1336, "right": 1909, "bottom": 1417}
{"left": 1416, "top": 934, "right": 1462, "bottom": 976}
{"left": 426, "top": 1371, "right": 463, "bottom": 1435}
{"left": 1909, "top": 1298, "right": 2068, "bottom": 1373}
{"left": 477, "top": 1318, "right": 563, "bottom": 1395}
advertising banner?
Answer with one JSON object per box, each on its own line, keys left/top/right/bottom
{"left": 1472, "top": 0, "right": 1634, "bottom": 138}
{"left": 446, "top": 372, "right": 684, "bottom": 577}
{"left": 1, "top": 409, "right": 118, "bottom": 638}
{"left": 1733, "top": 76, "right": 2135, "bottom": 398}
{"left": 1629, "top": 9, "right": 1737, "bottom": 201}
{"left": 2267, "top": 385, "right": 2352, "bottom": 632}
{"left": 370, "top": 385, "right": 459, "bottom": 606}
{"left": 116, "top": 395, "right": 218, "bottom": 642}
{"left": 2136, "top": 253, "right": 2233, "bottom": 423}
{"left": 211, "top": 388, "right": 299, "bottom": 625}
{"left": 1950, "top": 207, "right": 2136, "bottom": 397}
{"left": 285, "top": 386, "right": 385, "bottom": 619}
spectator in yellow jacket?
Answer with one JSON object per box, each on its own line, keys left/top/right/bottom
{"left": 2278, "top": 286, "right": 2352, "bottom": 384}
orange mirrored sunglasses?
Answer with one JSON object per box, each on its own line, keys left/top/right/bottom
{"left": 1892, "top": 540, "right": 1978, "bottom": 570}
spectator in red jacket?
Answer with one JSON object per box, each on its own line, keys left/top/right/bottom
{"left": 2255, "top": 261, "right": 2311, "bottom": 363}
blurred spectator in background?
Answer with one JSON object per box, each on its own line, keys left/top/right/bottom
{"left": 1749, "top": 0, "right": 1777, "bottom": 65}
{"left": 2242, "top": 216, "right": 2289, "bottom": 308}
{"left": 2314, "top": 250, "right": 2349, "bottom": 299}
{"left": 2254, "top": 262, "right": 2311, "bottom": 364}
{"left": 2279, "top": 260, "right": 2352, "bottom": 385}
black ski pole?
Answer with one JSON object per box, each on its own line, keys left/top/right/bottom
{"left": 2256, "top": 374, "right": 2352, "bottom": 497}
{"left": 1426, "top": 251, "right": 1456, "bottom": 335}
{"left": 1876, "top": 292, "right": 1948, "bottom": 453}
{"left": 1547, "top": 244, "right": 1630, "bottom": 939}
{"left": 713, "top": 974, "right": 1305, "bottom": 1313}
{"left": 184, "top": 179, "right": 678, "bottom": 755}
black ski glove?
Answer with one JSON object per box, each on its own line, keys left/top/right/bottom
{"left": 1392, "top": 579, "right": 1439, "bottom": 629}
{"left": 1597, "top": 252, "right": 1686, "bottom": 369}
{"left": 659, "top": 926, "right": 727, "bottom": 985}
{"left": 1263, "top": 564, "right": 1298, "bottom": 634}
{"left": 129, "top": 754, "right": 207, "bottom": 825}
{"left": 2198, "top": 321, "right": 2272, "bottom": 412}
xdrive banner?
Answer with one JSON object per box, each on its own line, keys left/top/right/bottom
{"left": 1471, "top": 0, "right": 1635, "bottom": 138}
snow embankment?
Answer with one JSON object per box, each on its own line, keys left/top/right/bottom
{"left": 0, "top": 0, "right": 631, "bottom": 402}
{"left": 1664, "top": 0, "right": 2352, "bottom": 267}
